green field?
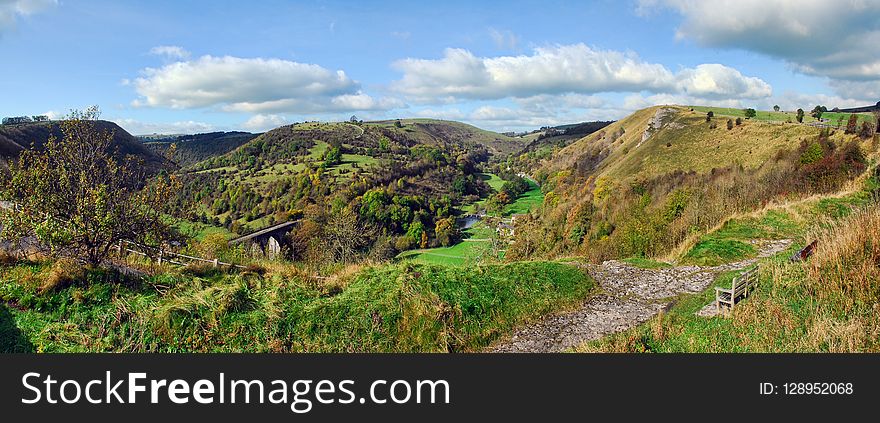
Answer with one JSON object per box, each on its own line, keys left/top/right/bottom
{"left": 397, "top": 222, "right": 498, "bottom": 266}
{"left": 481, "top": 173, "right": 505, "bottom": 191}
{"left": 504, "top": 179, "right": 544, "bottom": 216}
{"left": 691, "top": 105, "right": 875, "bottom": 126}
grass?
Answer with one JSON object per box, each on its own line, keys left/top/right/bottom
{"left": 503, "top": 179, "right": 544, "bottom": 216}
{"left": 680, "top": 203, "right": 803, "bottom": 266}
{"left": 607, "top": 111, "right": 837, "bottom": 179}
{"left": 0, "top": 260, "right": 595, "bottom": 352}
{"left": 690, "top": 105, "right": 875, "bottom": 126}
{"left": 171, "top": 217, "right": 234, "bottom": 241}
{"left": 397, "top": 221, "right": 498, "bottom": 266}
{"left": 681, "top": 238, "right": 756, "bottom": 266}
{"left": 481, "top": 173, "right": 505, "bottom": 191}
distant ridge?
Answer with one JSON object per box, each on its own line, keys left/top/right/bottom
{"left": 0, "top": 120, "right": 173, "bottom": 174}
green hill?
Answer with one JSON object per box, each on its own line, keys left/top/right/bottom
{"left": 142, "top": 131, "right": 257, "bottom": 167}
{"left": 171, "top": 119, "right": 514, "bottom": 248}
{"left": 0, "top": 120, "right": 172, "bottom": 174}
{"left": 507, "top": 105, "right": 876, "bottom": 262}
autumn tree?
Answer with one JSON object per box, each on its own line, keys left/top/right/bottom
{"left": 845, "top": 114, "right": 859, "bottom": 134}
{"left": 859, "top": 122, "right": 874, "bottom": 139}
{"left": 0, "top": 107, "right": 179, "bottom": 266}
{"left": 434, "top": 217, "right": 459, "bottom": 247}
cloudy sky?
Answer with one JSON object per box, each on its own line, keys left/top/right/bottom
{"left": 1, "top": 0, "right": 879, "bottom": 134}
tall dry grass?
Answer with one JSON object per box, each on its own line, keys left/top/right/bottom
{"left": 806, "top": 208, "right": 880, "bottom": 310}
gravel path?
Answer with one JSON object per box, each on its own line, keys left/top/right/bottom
{"left": 487, "top": 239, "right": 792, "bottom": 353}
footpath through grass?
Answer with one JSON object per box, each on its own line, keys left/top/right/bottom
{"left": 0, "top": 260, "right": 594, "bottom": 352}
{"left": 578, "top": 178, "right": 880, "bottom": 352}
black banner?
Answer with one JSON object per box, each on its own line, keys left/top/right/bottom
{"left": 0, "top": 354, "right": 875, "bottom": 421}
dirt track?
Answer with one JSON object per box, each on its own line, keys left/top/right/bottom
{"left": 487, "top": 240, "right": 792, "bottom": 353}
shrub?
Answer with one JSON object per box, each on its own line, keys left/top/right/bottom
{"left": 800, "top": 142, "right": 824, "bottom": 165}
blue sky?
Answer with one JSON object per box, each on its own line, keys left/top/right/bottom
{"left": 1, "top": 0, "right": 878, "bottom": 134}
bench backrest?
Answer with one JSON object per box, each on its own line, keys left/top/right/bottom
{"left": 730, "top": 266, "right": 759, "bottom": 298}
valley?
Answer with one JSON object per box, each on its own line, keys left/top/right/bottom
{"left": 2, "top": 103, "right": 879, "bottom": 353}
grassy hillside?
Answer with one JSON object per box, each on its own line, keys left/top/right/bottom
{"left": 507, "top": 105, "right": 877, "bottom": 263}
{"left": 579, "top": 169, "right": 880, "bottom": 352}
{"left": 143, "top": 131, "right": 257, "bottom": 167}
{"left": 0, "top": 260, "right": 594, "bottom": 352}
{"left": 371, "top": 118, "right": 526, "bottom": 156}
{"left": 0, "top": 120, "right": 172, "bottom": 173}
{"left": 170, "top": 120, "right": 510, "bottom": 256}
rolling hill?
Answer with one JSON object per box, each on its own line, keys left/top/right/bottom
{"left": 141, "top": 131, "right": 257, "bottom": 168}
{"left": 169, "top": 119, "right": 520, "bottom": 252}
{"left": 0, "top": 120, "right": 172, "bottom": 173}
{"left": 507, "top": 105, "right": 877, "bottom": 262}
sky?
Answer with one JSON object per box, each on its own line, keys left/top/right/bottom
{"left": 1, "top": 0, "right": 879, "bottom": 134}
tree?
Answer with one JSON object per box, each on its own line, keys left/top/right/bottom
{"left": 859, "top": 122, "right": 874, "bottom": 139}
{"left": 773, "top": 105, "right": 781, "bottom": 112}
{"left": 434, "top": 217, "right": 459, "bottom": 247}
{"left": 349, "top": 115, "right": 359, "bottom": 123}
{"left": 727, "top": 119, "right": 734, "bottom": 130}
{"left": 323, "top": 145, "right": 342, "bottom": 166}
{"left": 811, "top": 105, "right": 827, "bottom": 120}
{"left": 796, "top": 108, "right": 805, "bottom": 123}
{"left": 743, "top": 108, "right": 757, "bottom": 119}
{"left": 321, "top": 207, "right": 375, "bottom": 263}
{"left": 0, "top": 107, "right": 179, "bottom": 267}
{"left": 845, "top": 114, "right": 858, "bottom": 134}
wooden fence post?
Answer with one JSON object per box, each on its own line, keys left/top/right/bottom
{"left": 213, "top": 258, "right": 219, "bottom": 268}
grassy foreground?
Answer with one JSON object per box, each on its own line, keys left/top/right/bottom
{"left": 0, "top": 260, "right": 594, "bottom": 352}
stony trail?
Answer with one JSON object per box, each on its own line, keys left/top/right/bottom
{"left": 487, "top": 239, "right": 792, "bottom": 353}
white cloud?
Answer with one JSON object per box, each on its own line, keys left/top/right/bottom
{"left": 488, "top": 28, "right": 519, "bottom": 50}
{"left": 772, "top": 91, "right": 868, "bottom": 112}
{"left": 622, "top": 93, "right": 752, "bottom": 111}
{"left": 675, "top": 64, "right": 771, "bottom": 99}
{"left": 241, "top": 114, "right": 289, "bottom": 132}
{"left": 0, "top": 0, "right": 56, "bottom": 35}
{"left": 131, "top": 55, "right": 396, "bottom": 114}
{"left": 641, "top": 0, "right": 880, "bottom": 87}
{"left": 390, "top": 31, "right": 411, "bottom": 41}
{"left": 412, "top": 108, "right": 467, "bottom": 120}
{"left": 827, "top": 81, "right": 880, "bottom": 104}
{"left": 149, "top": 45, "right": 190, "bottom": 60}
{"left": 114, "top": 118, "right": 216, "bottom": 135}
{"left": 391, "top": 44, "right": 771, "bottom": 102}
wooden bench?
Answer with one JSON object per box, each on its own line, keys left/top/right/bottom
{"left": 715, "top": 266, "right": 759, "bottom": 314}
